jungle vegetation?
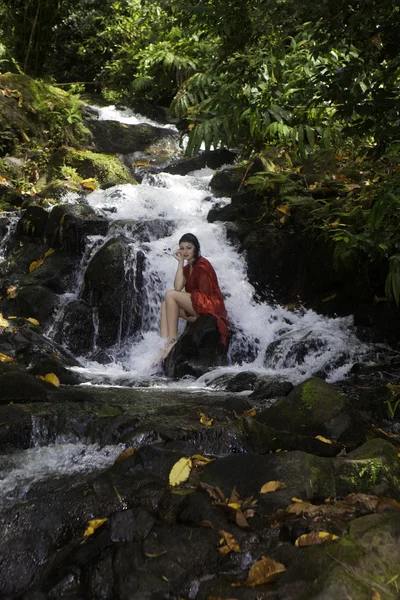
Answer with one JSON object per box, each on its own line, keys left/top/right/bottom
{"left": 0, "top": 0, "right": 399, "bottom": 301}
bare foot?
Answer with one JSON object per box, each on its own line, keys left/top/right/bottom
{"left": 161, "top": 338, "right": 177, "bottom": 360}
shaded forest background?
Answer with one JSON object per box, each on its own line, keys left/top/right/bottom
{"left": 0, "top": 0, "right": 400, "bottom": 305}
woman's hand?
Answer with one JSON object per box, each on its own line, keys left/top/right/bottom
{"left": 174, "top": 249, "right": 184, "bottom": 263}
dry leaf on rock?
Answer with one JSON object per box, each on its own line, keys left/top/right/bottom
{"left": 219, "top": 530, "right": 240, "bottom": 555}
{"left": 295, "top": 531, "right": 339, "bottom": 547}
{"left": 0, "top": 314, "right": 9, "bottom": 328}
{"left": 169, "top": 457, "right": 192, "bottom": 486}
{"left": 199, "top": 412, "right": 214, "bottom": 426}
{"left": 0, "top": 352, "right": 15, "bottom": 363}
{"left": 260, "top": 481, "right": 287, "bottom": 494}
{"left": 235, "top": 508, "right": 249, "bottom": 529}
{"left": 228, "top": 486, "right": 241, "bottom": 504}
{"left": 114, "top": 447, "right": 139, "bottom": 464}
{"left": 29, "top": 258, "right": 44, "bottom": 273}
{"left": 37, "top": 373, "right": 60, "bottom": 387}
{"left": 315, "top": 435, "right": 333, "bottom": 444}
{"left": 233, "top": 556, "right": 286, "bottom": 587}
{"left": 191, "top": 454, "right": 214, "bottom": 466}
{"left": 239, "top": 407, "right": 256, "bottom": 419}
{"left": 26, "top": 317, "right": 40, "bottom": 326}
{"left": 84, "top": 518, "right": 107, "bottom": 537}
{"left": 6, "top": 286, "right": 17, "bottom": 299}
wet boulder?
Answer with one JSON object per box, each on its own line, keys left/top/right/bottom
{"left": 82, "top": 238, "right": 145, "bottom": 348}
{"left": 0, "top": 370, "right": 50, "bottom": 404}
{"left": 21, "top": 250, "right": 76, "bottom": 294}
{"left": 254, "top": 377, "right": 374, "bottom": 449}
{"left": 46, "top": 203, "right": 109, "bottom": 254}
{"left": 88, "top": 119, "right": 178, "bottom": 155}
{"left": 16, "top": 284, "right": 58, "bottom": 325}
{"left": 16, "top": 205, "right": 49, "bottom": 239}
{"left": 163, "top": 148, "right": 237, "bottom": 176}
{"left": 163, "top": 314, "right": 229, "bottom": 378}
{"left": 54, "top": 299, "right": 95, "bottom": 356}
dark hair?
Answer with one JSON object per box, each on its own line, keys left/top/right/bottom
{"left": 179, "top": 233, "right": 201, "bottom": 264}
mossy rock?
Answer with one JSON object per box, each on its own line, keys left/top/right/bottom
{"left": 49, "top": 146, "right": 137, "bottom": 187}
{"left": 255, "top": 377, "right": 374, "bottom": 448}
{"left": 0, "top": 73, "right": 89, "bottom": 155}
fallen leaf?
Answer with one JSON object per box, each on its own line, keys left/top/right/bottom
{"left": 321, "top": 293, "right": 337, "bottom": 303}
{"left": 233, "top": 556, "right": 286, "bottom": 587}
{"left": 277, "top": 204, "right": 291, "bottom": 216}
{"left": 29, "top": 258, "right": 44, "bottom": 272}
{"left": 81, "top": 179, "right": 97, "bottom": 191}
{"left": 295, "top": 531, "right": 339, "bottom": 547}
{"left": 144, "top": 550, "right": 167, "bottom": 558}
{"left": 239, "top": 407, "right": 256, "bottom": 419}
{"left": 169, "top": 457, "right": 192, "bottom": 486}
{"left": 199, "top": 520, "right": 214, "bottom": 528}
{"left": 371, "top": 589, "right": 381, "bottom": 600}
{"left": 114, "top": 447, "right": 139, "bottom": 464}
{"left": 26, "top": 317, "right": 40, "bottom": 326}
{"left": 199, "top": 412, "right": 214, "bottom": 426}
{"left": 0, "top": 314, "right": 9, "bottom": 328}
{"left": 260, "top": 481, "right": 287, "bottom": 494}
{"left": 0, "top": 353, "right": 15, "bottom": 363}
{"left": 38, "top": 373, "right": 60, "bottom": 387}
{"left": 228, "top": 486, "right": 241, "bottom": 505}
{"left": 219, "top": 530, "right": 240, "bottom": 555}
{"left": 6, "top": 286, "right": 17, "bottom": 299}
{"left": 192, "top": 454, "right": 214, "bottom": 467}
{"left": 235, "top": 508, "right": 249, "bottom": 529}
{"left": 315, "top": 435, "right": 333, "bottom": 444}
{"left": 132, "top": 161, "right": 151, "bottom": 167}
{"left": 44, "top": 248, "right": 55, "bottom": 258}
{"left": 84, "top": 518, "right": 107, "bottom": 537}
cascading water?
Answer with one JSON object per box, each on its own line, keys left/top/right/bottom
{"left": 66, "top": 167, "right": 374, "bottom": 385}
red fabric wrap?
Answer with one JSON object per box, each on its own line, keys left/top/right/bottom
{"left": 183, "top": 257, "right": 229, "bottom": 346}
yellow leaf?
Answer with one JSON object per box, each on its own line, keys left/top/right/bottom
{"left": 0, "top": 314, "right": 9, "bottom": 328}
{"left": 44, "top": 248, "right": 55, "bottom": 258}
{"left": 218, "top": 530, "right": 240, "bottom": 555}
{"left": 315, "top": 435, "right": 333, "bottom": 444}
{"left": 191, "top": 454, "right": 213, "bottom": 463}
{"left": 21, "top": 131, "right": 30, "bottom": 143}
{"left": 8, "top": 316, "right": 17, "bottom": 319}
{"left": 114, "top": 447, "right": 139, "bottom": 464}
{"left": 168, "top": 457, "right": 192, "bottom": 487}
{"left": 260, "top": 481, "right": 287, "bottom": 494}
{"left": 38, "top": 373, "right": 60, "bottom": 387}
{"left": 239, "top": 407, "right": 256, "bottom": 419}
{"left": 6, "top": 285, "right": 17, "bottom": 299}
{"left": 29, "top": 258, "right": 44, "bottom": 272}
{"left": 188, "top": 123, "right": 196, "bottom": 131}
{"left": 81, "top": 178, "right": 97, "bottom": 191}
{"left": 132, "top": 161, "right": 151, "bottom": 167}
{"left": 199, "top": 412, "right": 214, "bottom": 426}
{"left": 26, "top": 317, "right": 40, "bottom": 326}
{"left": 295, "top": 531, "right": 339, "bottom": 547}
{"left": 277, "top": 205, "right": 291, "bottom": 216}
{"left": 233, "top": 556, "right": 286, "bottom": 587}
{"left": 84, "top": 518, "right": 107, "bottom": 537}
{"left": 0, "top": 352, "right": 15, "bottom": 363}
{"left": 291, "top": 497, "right": 304, "bottom": 503}
{"left": 371, "top": 589, "right": 381, "bottom": 600}
{"left": 228, "top": 502, "right": 241, "bottom": 510}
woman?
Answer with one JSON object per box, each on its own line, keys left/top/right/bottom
{"left": 159, "top": 233, "right": 228, "bottom": 359}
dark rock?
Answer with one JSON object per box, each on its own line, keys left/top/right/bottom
{"left": 88, "top": 120, "right": 178, "bottom": 155}
{"left": 16, "top": 284, "right": 58, "bottom": 324}
{"left": 17, "top": 206, "right": 49, "bottom": 239}
{"left": 109, "top": 218, "right": 175, "bottom": 243}
{"left": 28, "top": 357, "right": 82, "bottom": 385}
{"left": 163, "top": 149, "right": 237, "bottom": 176}
{"left": 22, "top": 251, "right": 76, "bottom": 294}
{"left": 224, "top": 396, "right": 251, "bottom": 414}
{"left": 46, "top": 203, "right": 109, "bottom": 254}
{"left": 0, "top": 404, "right": 33, "bottom": 450}
{"left": 248, "top": 377, "right": 294, "bottom": 401}
{"left": 209, "top": 166, "right": 244, "bottom": 197}
{"left": 54, "top": 300, "right": 95, "bottom": 356}
{"left": 0, "top": 370, "right": 49, "bottom": 404}
{"left": 254, "top": 377, "right": 374, "bottom": 448}
{"left": 225, "top": 371, "right": 259, "bottom": 392}
{"left": 109, "top": 508, "right": 155, "bottom": 543}
{"left": 354, "top": 302, "right": 400, "bottom": 345}
{"left": 81, "top": 238, "right": 145, "bottom": 348}
{"left": 164, "top": 314, "right": 228, "bottom": 378}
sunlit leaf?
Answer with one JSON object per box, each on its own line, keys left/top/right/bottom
{"left": 84, "top": 518, "right": 107, "bottom": 537}
{"left": 37, "top": 373, "right": 60, "bottom": 387}
{"left": 295, "top": 531, "right": 339, "bottom": 547}
{"left": 199, "top": 412, "right": 213, "bottom": 426}
{"left": 260, "top": 481, "right": 287, "bottom": 494}
{"left": 44, "top": 248, "right": 55, "bottom": 258}
{"left": 0, "top": 314, "right": 9, "bottom": 328}
{"left": 26, "top": 317, "right": 40, "bottom": 326}
{"left": 277, "top": 204, "right": 291, "bottom": 215}
{"left": 315, "top": 435, "right": 333, "bottom": 444}
{"left": 233, "top": 556, "right": 286, "bottom": 586}
{"left": 0, "top": 352, "right": 15, "bottom": 363}
{"left": 81, "top": 178, "right": 97, "bottom": 191}
{"left": 169, "top": 457, "right": 192, "bottom": 486}
{"left": 6, "top": 286, "right": 17, "bottom": 299}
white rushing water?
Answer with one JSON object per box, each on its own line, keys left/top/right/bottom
{"left": 65, "top": 166, "right": 374, "bottom": 385}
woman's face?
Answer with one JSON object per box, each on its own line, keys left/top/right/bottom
{"left": 179, "top": 242, "right": 195, "bottom": 263}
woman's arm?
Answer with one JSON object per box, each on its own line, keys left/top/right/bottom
{"left": 173, "top": 249, "right": 186, "bottom": 290}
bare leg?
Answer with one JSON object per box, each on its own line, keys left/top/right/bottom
{"left": 165, "top": 289, "right": 197, "bottom": 342}
{"left": 160, "top": 301, "right": 167, "bottom": 338}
